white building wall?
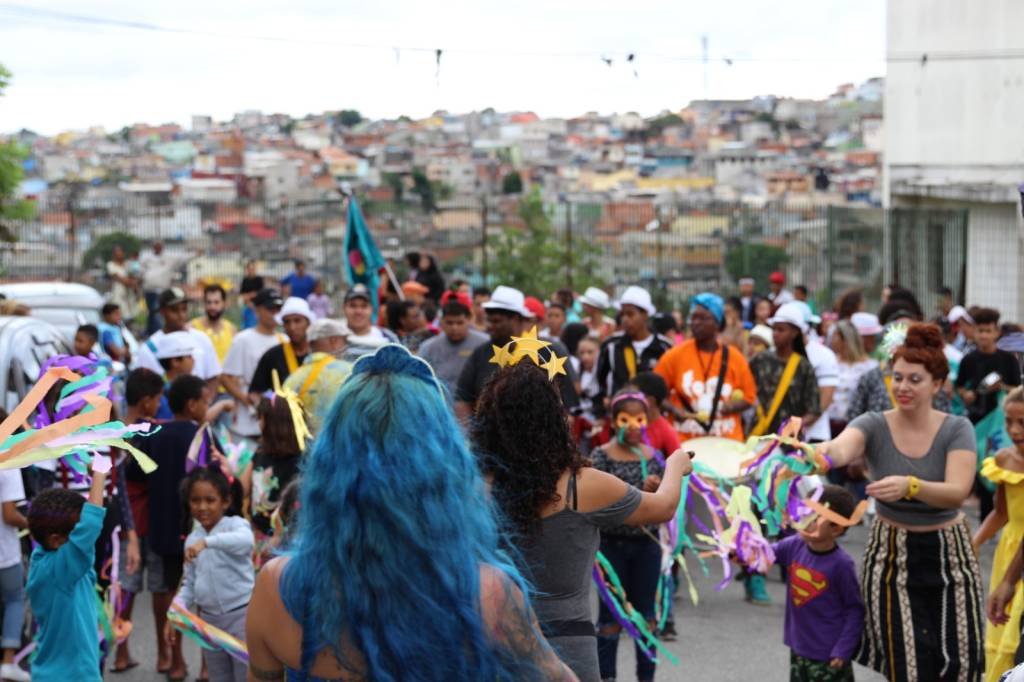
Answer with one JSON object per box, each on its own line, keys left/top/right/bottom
{"left": 886, "top": 0, "right": 1024, "bottom": 186}
{"left": 965, "top": 203, "right": 1024, "bottom": 321}
{"left": 886, "top": 0, "right": 1024, "bottom": 322}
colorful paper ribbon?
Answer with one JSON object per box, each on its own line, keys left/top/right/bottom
{"left": 167, "top": 601, "right": 249, "bottom": 663}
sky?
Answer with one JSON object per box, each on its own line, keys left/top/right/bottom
{"left": 0, "top": 0, "right": 886, "bottom": 135}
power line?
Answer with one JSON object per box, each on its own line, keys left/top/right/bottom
{"left": 0, "top": 3, "right": 886, "bottom": 65}
{"left": 11, "top": 4, "right": 1014, "bottom": 66}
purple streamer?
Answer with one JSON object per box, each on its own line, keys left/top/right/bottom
{"left": 592, "top": 565, "right": 649, "bottom": 650}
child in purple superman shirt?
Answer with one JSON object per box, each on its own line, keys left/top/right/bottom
{"left": 774, "top": 485, "right": 866, "bottom": 682}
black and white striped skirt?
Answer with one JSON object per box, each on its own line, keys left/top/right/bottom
{"left": 857, "top": 517, "right": 984, "bottom": 681}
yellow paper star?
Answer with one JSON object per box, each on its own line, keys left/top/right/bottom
{"left": 510, "top": 326, "right": 550, "bottom": 365}
{"left": 539, "top": 352, "right": 568, "bottom": 381}
{"left": 489, "top": 343, "right": 513, "bottom": 368}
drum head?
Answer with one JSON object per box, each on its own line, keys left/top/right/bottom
{"left": 684, "top": 436, "right": 750, "bottom": 480}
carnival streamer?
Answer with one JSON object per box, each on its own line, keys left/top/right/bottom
{"left": 592, "top": 552, "right": 679, "bottom": 666}
{"left": 167, "top": 601, "right": 249, "bottom": 663}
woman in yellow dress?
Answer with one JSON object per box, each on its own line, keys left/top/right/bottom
{"left": 973, "top": 387, "right": 1024, "bottom": 682}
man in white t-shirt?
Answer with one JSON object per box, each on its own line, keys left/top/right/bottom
{"left": 0, "top": 468, "right": 28, "bottom": 682}
{"left": 221, "top": 288, "right": 285, "bottom": 439}
{"left": 136, "top": 288, "right": 221, "bottom": 382}
{"left": 790, "top": 301, "right": 839, "bottom": 442}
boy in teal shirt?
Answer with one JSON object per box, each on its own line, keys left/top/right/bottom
{"left": 27, "top": 455, "right": 109, "bottom": 681}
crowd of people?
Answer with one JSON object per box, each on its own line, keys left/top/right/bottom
{"left": 2, "top": 248, "right": 1024, "bottom": 682}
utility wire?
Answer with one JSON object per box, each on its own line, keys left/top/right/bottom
{"left": 8, "top": 4, "right": 1016, "bottom": 65}
{"left": 0, "top": 3, "right": 889, "bottom": 64}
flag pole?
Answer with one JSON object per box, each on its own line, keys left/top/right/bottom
{"left": 384, "top": 261, "right": 406, "bottom": 301}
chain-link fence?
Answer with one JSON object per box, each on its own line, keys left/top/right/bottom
{"left": 3, "top": 192, "right": 972, "bottom": 313}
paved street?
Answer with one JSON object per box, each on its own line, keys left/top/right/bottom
{"left": 113, "top": 518, "right": 994, "bottom": 681}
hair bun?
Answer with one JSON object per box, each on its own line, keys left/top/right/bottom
{"left": 903, "top": 323, "right": 944, "bottom": 351}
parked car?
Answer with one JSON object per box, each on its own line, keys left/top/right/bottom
{"left": 0, "top": 316, "right": 70, "bottom": 413}
{"left": 0, "top": 282, "right": 138, "bottom": 365}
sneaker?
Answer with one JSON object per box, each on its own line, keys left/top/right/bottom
{"left": 1, "top": 662, "right": 30, "bottom": 681}
{"left": 745, "top": 574, "right": 771, "bottom": 606}
{"left": 660, "top": 621, "right": 678, "bottom": 641}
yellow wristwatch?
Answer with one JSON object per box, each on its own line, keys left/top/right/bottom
{"left": 906, "top": 475, "right": 920, "bottom": 500}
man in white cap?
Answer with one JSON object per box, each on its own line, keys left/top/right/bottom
{"left": 454, "top": 285, "right": 578, "bottom": 419}
{"left": 152, "top": 330, "right": 199, "bottom": 419}
{"left": 137, "top": 287, "right": 221, "bottom": 385}
{"left": 595, "top": 285, "right": 673, "bottom": 405}
{"left": 577, "top": 286, "right": 614, "bottom": 341}
{"left": 248, "top": 296, "right": 314, "bottom": 397}
{"left": 284, "top": 318, "right": 353, "bottom": 434}
{"left": 790, "top": 301, "right": 839, "bottom": 444}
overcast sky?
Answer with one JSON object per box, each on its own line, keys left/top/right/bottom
{"left": 0, "top": 0, "right": 885, "bottom": 135}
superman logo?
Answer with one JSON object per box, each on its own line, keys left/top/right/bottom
{"left": 790, "top": 562, "right": 828, "bottom": 607}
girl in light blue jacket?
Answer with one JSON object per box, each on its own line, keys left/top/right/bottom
{"left": 168, "top": 464, "right": 253, "bottom": 682}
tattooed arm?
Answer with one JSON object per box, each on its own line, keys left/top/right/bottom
{"left": 480, "top": 565, "right": 579, "bottom": 681}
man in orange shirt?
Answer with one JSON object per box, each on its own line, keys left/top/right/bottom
{"left": 654, "top": 293, "right": 756, "bottom": 443}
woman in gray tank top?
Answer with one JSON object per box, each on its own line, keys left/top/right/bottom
{"left": 816, "top": 324, "right": 983, "bottom": 681}
{"left": 473, "top": 362, "right": 692, "bottom": 682}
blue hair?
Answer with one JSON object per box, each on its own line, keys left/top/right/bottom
{"left": 280, "top": 345, "right": 534, "bottom": 680}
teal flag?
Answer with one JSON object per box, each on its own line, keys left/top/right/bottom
{"left": 343, "top": 197, "right": 386, "bottom": 320}
{"left": 975, "top": 392, "right": 1009, "bottom": 492}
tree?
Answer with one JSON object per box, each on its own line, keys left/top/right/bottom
{"left": 724, "top": 243, "right": 789, "bottom": 290}
{"left": 411, "top": 168, "right": 437, "bottom": 212}
{"left": 501, "top": 171, "right": 523, "bottom": 195}
{"left": 382, "top": 172, "right": 404, "bottom": 203}
{"left": 0, "top": 64, "right": 32, "bottom": 241}
{"left": 337, "top": 110, "right": 362, "bottom": 127}
{"left": 645, "top": 113, "right": 685, "bottom": 138}
{"left": 488, "top": 188, "right": 604, "bottom": 296}
{"left": 81, "top": 231, "right": 142, "bottom": 272}
{"left": 409, "top": 169, "right": 453, "bottom": 211}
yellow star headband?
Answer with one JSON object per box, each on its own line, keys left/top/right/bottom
{"left": 489, "top": 326, "right": 568, "bottom": 381}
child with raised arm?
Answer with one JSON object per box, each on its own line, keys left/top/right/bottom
{"left": 774, "top": 485, "right": 865, "bottom": 682}
{"left": 26, "top": 453, "right": 109, "bottom": 682}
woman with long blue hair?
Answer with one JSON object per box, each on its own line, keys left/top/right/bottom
{"left": 245, "top": 345, "right": 577, "bottom": 681}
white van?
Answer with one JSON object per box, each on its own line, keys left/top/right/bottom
{"left": 0, "top": 282, "right": 138, "bottom": 365}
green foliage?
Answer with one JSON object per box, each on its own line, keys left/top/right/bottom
{"left": 336, "top": 110, "right": 362, "bottom": 127}
{"left": 488, "top": 188, "right": 604, "bottom": 296}
{"left": 408, "top": 168, "right": 453, "bottom": 211}
{"left": 0, "top": 65, "right": 32, "bottom": 240}
{"left": 646, "top": 113, "right": 684, "bottom": 137}
{"left": 501, "top": 171, "right": 523, "bottom": 195}
{"left": 411, "top": 168, "right": 437, "bottom": 212}
{"left": 382, "top": 172, "right": 404, "bottom": 202}
{"left": 724, "top": 243, "right": 789, "bottom": 289}
{"left": 81, "top": 231, "right": 142, "bottom": 271}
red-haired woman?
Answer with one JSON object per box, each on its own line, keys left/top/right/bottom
{"left": 817, "top": 323, "right": 983, "bottom": 681}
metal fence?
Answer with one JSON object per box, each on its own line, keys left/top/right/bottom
{"left": 2, "top": 192, "right": 973, "bottom": 313}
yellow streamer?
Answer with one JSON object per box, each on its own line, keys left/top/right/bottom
{"left": 271, "top": 370, "right": 312, "bottom": 451}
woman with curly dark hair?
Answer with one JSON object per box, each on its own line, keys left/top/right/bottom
{"left": 473, "top": 362, "right": 691, "bottom": 682}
